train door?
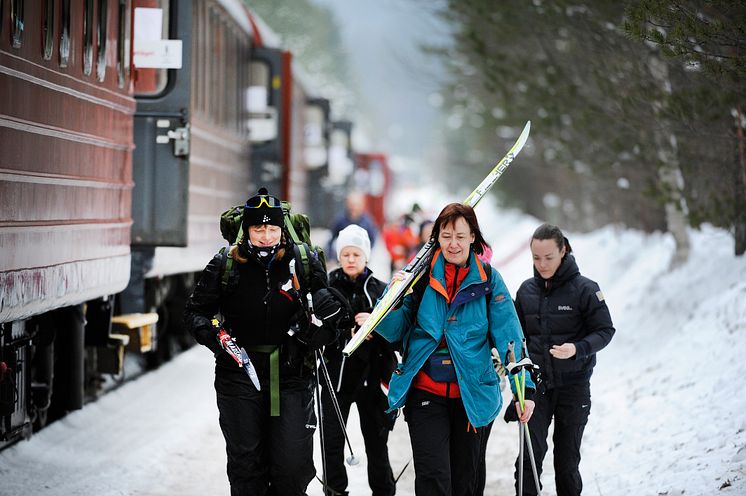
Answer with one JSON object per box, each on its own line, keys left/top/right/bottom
{"left": 131, "top": 1, "right": 192, "bottom": 247}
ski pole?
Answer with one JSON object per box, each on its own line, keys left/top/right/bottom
{"left": 394, "top": 456, "right": 412, "bottom": 484}
{"left": 317, "top": 349, "right": 360, "bottom": 466}
{"left": 510, "top": 341, "right": 542, "bottom": 495}
{"left": 519, "top": 339, "right": 542, "bottom": 492}
{"left": 314, "top": 350, "right": 329, "bottom": 490}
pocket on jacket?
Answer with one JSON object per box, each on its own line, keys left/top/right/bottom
{"left": 478, "top": 365, "right": 498, "bottom": 386}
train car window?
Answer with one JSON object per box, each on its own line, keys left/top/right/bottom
{"left": 116, "top": 0, "right": 131, "bottom": 88}
{"left": 96, "top": 0, "right": 108, "bottom": 81}
{"left": 43, "top": 0, "right": 54, "bottom": 60}
{"left": 83, "top": 0, "right": 93, "bottom": 75}
{"left": 59, "top": 0, "right": 70, "bottom": 67}
{"left": 133, "top": 3, "right": 170, "bottom": 96}
{"left": 247, "top": 60, "right": 278, "bottom": 143}
{"left": 10, "top": 0, "right": 23, "bottom": 49}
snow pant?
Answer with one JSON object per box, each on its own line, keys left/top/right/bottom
{"left": 320, "top": 379, "right": 396, "bottom": 495}
{"left": 404, "top": 388, "right": 485, "bottom": 496}
{"left": 514, "top": 382, "right": 591, "bottom": 496}
{"left": 215, "top": 366, "right": 316, "bottom": 496}
{"left": 475, "top": 420, "right": 494, "bottom": 496}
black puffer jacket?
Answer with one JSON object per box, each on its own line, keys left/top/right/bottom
{"left": 184, "top": 243, "right": 336, "bottom": 387}
{"left": 515, "top": 253, "right": 615, "bottom": 389}
{"left": 324, "top": 268, "right": 397, "bottom": 395}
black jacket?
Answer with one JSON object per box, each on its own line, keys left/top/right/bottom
{"left": 184, "top": 244, "right": 334, "bottom": 387}
{"left": 324, "top": 268, "right": 397, "bottom": 395}
{"left": 515, "top": 253, "right": 615, "bottom": 389}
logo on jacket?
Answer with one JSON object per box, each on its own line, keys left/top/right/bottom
{"left": 493, "top": 293, "right": 505, "bottom": 303}
{"left": 558, "top": 305, "right": 573, "bottom": 311}
{"left": 596, "top": 290, "right": 605, "bottom": 302}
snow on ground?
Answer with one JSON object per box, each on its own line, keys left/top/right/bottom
{"left": 1, "top": 200, "right": 745, "bottom": 495}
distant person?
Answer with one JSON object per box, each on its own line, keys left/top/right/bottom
{"left": 184, "top": 188, "right": 347, "bottom": 495}
{"left": 382, "top": 213, "right": 419, "bottom": 275}
{"left": 510, "top": 223, "right": 615, "bottom": 496}
{"left": 328, "top": 191, "right": 378, "bottom": 262}
{"left": 412, "top": 219, "right": 434, "bottom": 256}
{"left": 321, "top": 224, "right": 397, "bottom": 496}
{"left": 375, "top": 203, "right": 534, "bottom": 495}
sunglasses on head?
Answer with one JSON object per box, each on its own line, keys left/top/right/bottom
{"left": 245, "top": 195, "right": 282, "bottom": 209}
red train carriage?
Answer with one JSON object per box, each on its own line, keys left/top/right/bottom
{"left": 0, "top": 1, "right": 135, "bottom": 445}
{"left": 0, "top": 0, "right": 343, "bottom": 449}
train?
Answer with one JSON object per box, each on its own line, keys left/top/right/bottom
{"left": 0, "top": 0, "right": 389, "bottom": 449}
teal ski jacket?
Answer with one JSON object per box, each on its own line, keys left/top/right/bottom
{"left": 375, "top": 249, "right": 532, "bottom": 427}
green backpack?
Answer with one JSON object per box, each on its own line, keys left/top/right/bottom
{"left": 218, "top": 201, "right": 326, "bottom": 290}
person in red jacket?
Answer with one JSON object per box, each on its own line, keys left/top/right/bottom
{"left": 382, "top": 213, "right": 419, "bottom": 275}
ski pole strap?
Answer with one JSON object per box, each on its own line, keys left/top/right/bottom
{"left": 246, "top": 345, "right": 280, "bottom": 416}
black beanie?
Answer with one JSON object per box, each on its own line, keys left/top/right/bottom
{"left": 242, "top": 187, "right": 284, "bottom": 231}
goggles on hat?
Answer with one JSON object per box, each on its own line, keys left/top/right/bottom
{"left": 245, "top": 195, "right": 282, "bottom": 209}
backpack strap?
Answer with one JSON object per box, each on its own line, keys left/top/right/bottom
{"left": 220, "top": 245, "right": 233, "bottom": 291}
{"left": 281, "top": 201, "right": 314, "bottom": 286}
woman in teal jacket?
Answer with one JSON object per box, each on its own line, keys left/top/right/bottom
{"left": 376, "top": 203, "right": 534, "bottom": 495}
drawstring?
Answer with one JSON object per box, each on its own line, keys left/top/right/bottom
{"left": 466, "top": 421, "right": 477, "bottom": 433}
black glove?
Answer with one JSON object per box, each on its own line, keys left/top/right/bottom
{"left": 503, "top": 399, "right": 520, "bottom": 423}
{"left": 296, "top": 288, "right": 348, "bottom": 349}
{"left": 194, "top": 325, "right": 222, "bottom": 355}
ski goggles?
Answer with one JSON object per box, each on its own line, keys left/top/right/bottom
{"left": 245, "top": 195, "right": 282, "bottom": 209}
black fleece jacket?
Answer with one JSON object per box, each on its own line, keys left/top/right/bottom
{"left": 324, "top": 268, "right": 397, "bottom": 395}
{"left": 515, "top": 253, "right": 615, "bottom": 389}
{"left": 184, "top": 244, "right": 330, "bottom": 386}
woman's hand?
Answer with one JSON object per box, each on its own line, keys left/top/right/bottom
{"left": 515, "top": 399, "right": 535, "bottom": 423}
{"left": 352, "top": 313, "right": 375, "bottom": 341}
{"left": 549, "top": 343, "right": 576, "bottom": 359}
{"left": 391, "top": 270, "right": 407, "bottom": 283}
{"left": 354, "top": 312, "right": 370, "bottom": 327}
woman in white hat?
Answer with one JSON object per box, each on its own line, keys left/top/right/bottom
{"left": 321, "top": 224, "right": 398, "bottom": 496}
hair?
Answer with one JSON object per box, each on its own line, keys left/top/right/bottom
{"left": 530, "top": 223, "right": 573, "bottom": 254}
{"left": 432, "top": 203, "right": 489, "bottom": 256}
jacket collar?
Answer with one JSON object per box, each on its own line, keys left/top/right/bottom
{"left": 429, "top": 249, "right": 488, "bottom": 301}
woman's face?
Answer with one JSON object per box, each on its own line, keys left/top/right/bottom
{"left": 438, "top": 217, "right": 474, "bottom": 266}
{"left": 530, "top": 238, "right": 566, "bottom": 279}
{"left": 248, "top": 224, "right": 282, "bottom": 247}
{"left": 339, "top": 246, "right": 366, "bottom": 278}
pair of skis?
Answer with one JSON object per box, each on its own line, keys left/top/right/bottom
{"left": 342, "top": 120, "right": 532, "bottom": 357}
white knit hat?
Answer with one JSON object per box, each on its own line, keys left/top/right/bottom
{"left": 335, "top": 224, "right": 371, "bottom": 262}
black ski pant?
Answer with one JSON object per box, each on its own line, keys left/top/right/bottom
{"left": 320, "top": 381, "right": 395, "bottom": 495}
{"left": 475, "top": 420, "right": 494, "bottom": 495}
{"left": 404, "top": 388, "right": 485, "bottom": 496}
{"left": 514, "top": 382, "right": 591, "bottom": 496}
{"left": 215, "top": 366, "right": 316, "bottom": 496}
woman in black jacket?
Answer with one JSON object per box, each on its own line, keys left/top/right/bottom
{"left": 184, "top": 188, "right": 344, "bottom": 496}
{"left": 512, "top": 223, "right": 615, "bottom": 496}
{"left": 322, "top": 224, "right": 397, "bottom": 496}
